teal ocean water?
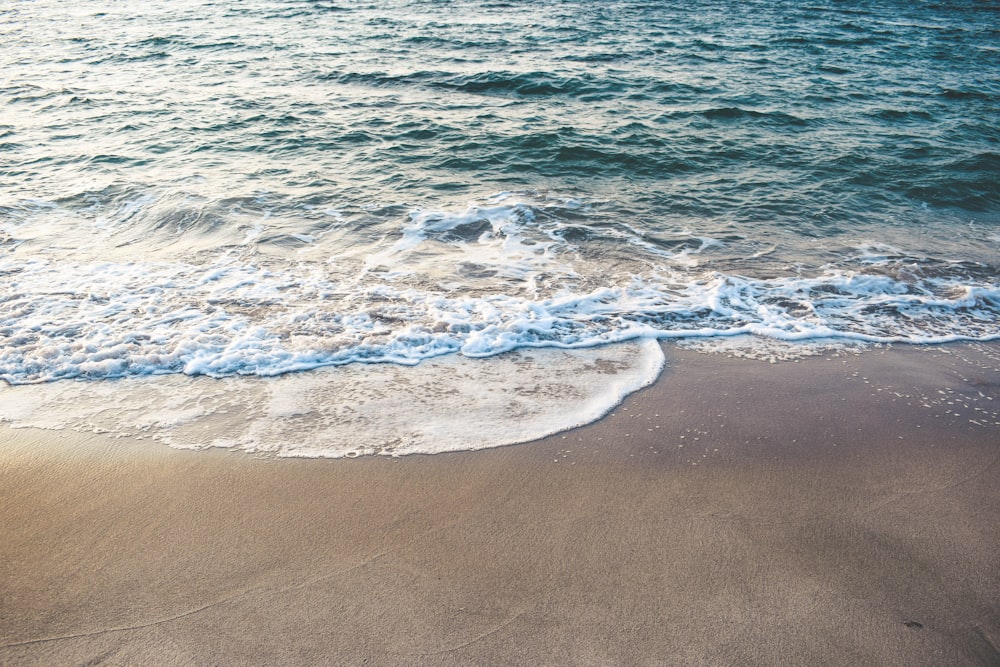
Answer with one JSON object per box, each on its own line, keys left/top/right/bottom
{"left": 1, "top": 1, "right": 998, "bottom": 454}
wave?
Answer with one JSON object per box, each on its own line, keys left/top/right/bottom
{"left": 2, "top": 193, "right": 997, "bottom": 386}
{"left": 326, "top": 68, "right": 627, "bottom": 100}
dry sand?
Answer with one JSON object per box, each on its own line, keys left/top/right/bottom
{"left": 1, "top": 343, "right": 999, "bottom": 666}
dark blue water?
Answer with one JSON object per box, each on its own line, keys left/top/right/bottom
{"left": 5, "top": 1, "right": 999, "bottom": 209}
{"left": 1, "top": 0, "right": 998, "bottom": 386}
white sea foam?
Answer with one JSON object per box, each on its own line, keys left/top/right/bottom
{"left": 0, "top": 339, "right": 665, "bottom": 457}
{"left": 1, "top": 193, "right": 998, "bottom": 385}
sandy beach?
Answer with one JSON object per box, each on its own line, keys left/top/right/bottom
{"left": 2, "top": 342, "right": 998, "bottom": 666}
{"left": 5, "top": 1, "right": 998, "bottom": 664}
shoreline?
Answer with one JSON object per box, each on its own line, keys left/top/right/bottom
{"left": 2, "top": 342, "right": 999, "bottom": 665}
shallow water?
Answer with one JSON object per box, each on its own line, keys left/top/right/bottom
{"left": 1, "top": 0, "right": 998, "bottom": 454}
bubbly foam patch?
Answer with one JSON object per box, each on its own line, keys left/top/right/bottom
{"left": 0, "top": 339, "right": 665, "bottom": 457}
{"left": 676, "top": 335, "right": 872, "bottom": 363}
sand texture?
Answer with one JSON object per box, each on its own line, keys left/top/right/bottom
{"left": 2, "top": 344, "right": 999, "bottom": 665}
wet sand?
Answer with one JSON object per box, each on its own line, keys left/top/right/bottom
{"left": 2, "top": 343, "right": 999, "bottom": 665}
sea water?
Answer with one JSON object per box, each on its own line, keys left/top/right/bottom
{"left": 1, "top": 0, "right": 997, "bottom": 455}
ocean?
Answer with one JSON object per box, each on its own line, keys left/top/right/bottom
{"left": 1, "top": 0, "right": 997, "bottom": 456}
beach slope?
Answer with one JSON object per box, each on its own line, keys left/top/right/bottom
{"left": 2, "top": 344, "right": 998, "bottom": 665}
